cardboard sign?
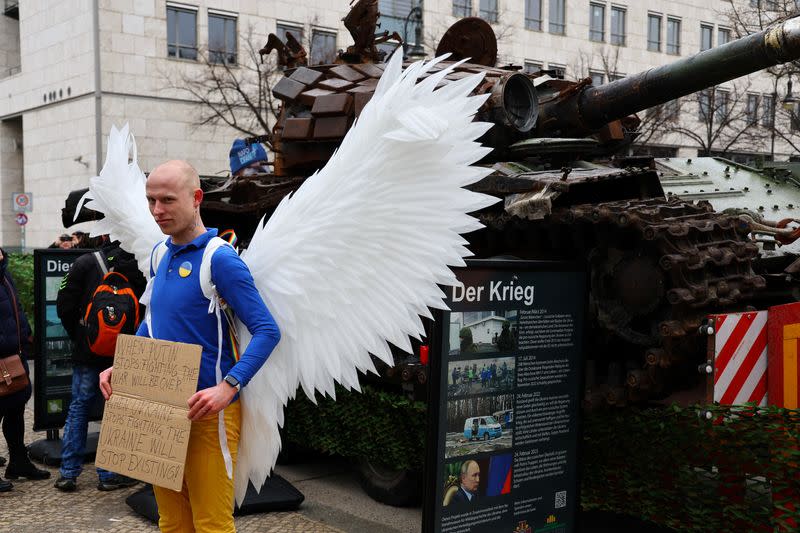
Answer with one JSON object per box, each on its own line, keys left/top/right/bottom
{"left": 95, "top": 334, "right": 201, "bottom": 491}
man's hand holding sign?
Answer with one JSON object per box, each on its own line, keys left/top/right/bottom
{"left": 96, "top": 334, "right": 201, "bottom": 491}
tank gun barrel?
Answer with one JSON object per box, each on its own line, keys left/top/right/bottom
{"left": 540, "top": 16, "right": 800, "bottom": 136}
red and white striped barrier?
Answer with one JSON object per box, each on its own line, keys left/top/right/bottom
{"left": 710, "top": 311, "right": 768, "bottom": 406}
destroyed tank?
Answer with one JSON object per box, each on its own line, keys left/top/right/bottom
{"left": 200, "top": 12, "right": 800, "bottom": 412}
{"left": 62, "top": 4, "right": 800, "bottom": 506}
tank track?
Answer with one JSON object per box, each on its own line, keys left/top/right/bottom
{"left": 477, "top": 196, "right": 765, "bottom": 405}
{"left": 566, "top": 197, "right": 764, "bottom": 403}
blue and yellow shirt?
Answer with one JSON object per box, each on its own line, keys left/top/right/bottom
{"left": 136, "top": 229, "right": 281, "bottom": 391}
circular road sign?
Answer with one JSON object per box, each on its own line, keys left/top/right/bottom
{"left": 15, "top": 213, "right": 28, "bottom": 226}
{"left": 12, "top": 192, "right": 32, "bottom": 212}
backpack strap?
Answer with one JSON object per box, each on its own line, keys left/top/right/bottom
{"left": 141, "top": 241, "right": 168, "bottom": 338}
{"left": 149, "top": 241, "right": 169, "bottom": 278}
{"left": 200, "top": 236, "right": 236, "bottom": 479}
{"left": 93, "top": 251, "right": 109, "bottom": 277}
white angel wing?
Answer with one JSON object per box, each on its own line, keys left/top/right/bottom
{"left": 84, "top": 123, "right": 164, "bottom": 274}
{"left": 234, "top": 51, "right": 498, "bottom": 501}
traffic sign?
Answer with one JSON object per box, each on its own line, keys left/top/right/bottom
{"left": 12, "top": 192, "right": 32, "bottom": 213}
{"left": 15, "top": 213, "right": 28, "bottom": 226}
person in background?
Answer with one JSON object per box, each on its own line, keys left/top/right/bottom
{"left": 49, "top": 233, "right": 74, "bottom": 249}
{"left": 0, "top": 247, "right": 50, "bottom": 492}
{"left": 54, "top": 240, "right": 145, "bottom": 492}
{"left": 229, "top": 139, "right": 270, "bottom": 177}
{"left": 71, "top": 231, "right": 90, "bottom": 248}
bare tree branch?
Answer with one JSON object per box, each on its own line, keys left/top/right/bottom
{"left": 665, "top": 80, "right": 769, "bottom": 157}
{"left": 162, "top": 24, "right": 280, "bottom": 146}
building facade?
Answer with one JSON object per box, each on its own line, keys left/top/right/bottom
{"left": 0, "top": 0, "right": 795, "bottom": 247}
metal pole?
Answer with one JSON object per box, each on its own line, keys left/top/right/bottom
{"left": 20, "top": 223, "right": 25, "bottom": 251}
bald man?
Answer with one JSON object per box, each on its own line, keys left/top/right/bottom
{"left": 99, "top": 160, "right": 281, "bottom": 533}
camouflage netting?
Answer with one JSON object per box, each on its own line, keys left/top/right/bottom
{"left": 284, "top": 387, "right": 800, "bottom": 531}
{"left": 581, "top": 404, "right": 800, "bottom": 532}
{"left": 283, "top": 385, "right": 427, "bottom": 471}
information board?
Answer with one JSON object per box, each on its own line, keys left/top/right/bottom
{"left": 423, "top": 260, "right": 585, "bottom": 533}
{"left": 33, "top": 248, "right": 104, "bottom": 431}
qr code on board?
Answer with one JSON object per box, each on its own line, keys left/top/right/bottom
{"left": 555, "top": 490, "right": 567, "bottom": 509}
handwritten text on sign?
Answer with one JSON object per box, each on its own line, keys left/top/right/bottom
{"left": 95, "top": 334, "right": 200, "bottom": 491}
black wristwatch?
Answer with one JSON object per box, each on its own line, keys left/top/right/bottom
{"left": 223, "top": 374, "right": 241, "bottom": 391}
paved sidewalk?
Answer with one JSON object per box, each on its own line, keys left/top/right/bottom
{"left": 0, "top": 400, "right": 343, "bottom": 533}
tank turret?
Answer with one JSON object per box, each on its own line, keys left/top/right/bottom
{"left": 265, "top": 14, "right": 800, "bottom": 173}
{"left": 62, "top": 5, "right": 800, "bottom": 412}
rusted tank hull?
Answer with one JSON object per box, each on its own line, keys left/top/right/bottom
{"left": 469, "top": 168, "right": 773, "bottom": 407}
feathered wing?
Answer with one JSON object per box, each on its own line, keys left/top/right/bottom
{"left": 234, "top": 51, "right": 498, "bottom": 501}
{"left": 84, "top": 123, "right": 165, "bottom": 274}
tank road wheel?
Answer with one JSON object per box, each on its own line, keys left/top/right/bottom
{"left": 356, "top": 459, "right": 421, "bottom": 507}
{"left": 589, "top": 246, "right": 666, "bottom": 346}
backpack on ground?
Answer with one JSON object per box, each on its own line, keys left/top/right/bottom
{"left": 83, "top": 251, "right": 140, "bottom": 356}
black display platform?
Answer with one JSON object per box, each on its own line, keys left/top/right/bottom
{"left": 126, "top": 475, "right": 305, "bottom": 522}
{"left": 28, "top": 431, "right": 99, "bottom": 466}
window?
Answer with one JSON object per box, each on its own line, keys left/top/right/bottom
{"left": 715, "top": 89, "right": 729, "bottom": 123}
{"left": 664, "top": 98, "right": 680, "bottom": 121}
{"left": 700, "top": 24, "right": 713, "bottom": 52}
{"left": 453, "top": 0, "right": 472, "bottom": 17}
{"left": 479, "top": 0, "right": 498, "bottom": 23}
{"left": 762, "top": 94, "right": 775, "bottom": 127}
{"left": 648, "top": 14, "right": 661, "bottom": 52}
{"left": 746, "top": 94, "right": 759, "bottom": 125}
{"left": 646, "top": 105, "right": 662, "bottom": 120}
{"left": 647, "top": 101, "right": 678, "bottom": 121}
{"left": 377, "top": 41, "right": 401, "bottom": 62}
{"left": 667, "top": 17, "right": 681, "bottom": 55}
{"left": 718, "top": 28, "right": 731, "bottom": 46}
{"left": 549, "top": 0, "right": 566, "bottom": 35}
{"left": 698, "top": 90, "right": 711, "bottom": 121}
{"left": 751, "top": 0, "right": 778, "bottom": 8}
{"left": 167, "top": 5, "right": 197, "bottom": 60}
{"left": 311, "top": 30, "right": 337, "bottom": 65}
{"left": 524, "top": 61, "right": 543, "bottom": 74}
{"left": 208, "top": 12, "right": 237, "bottom": 64}
{"left": 276, "top": 22, "right": 304, "bottom": 47}
{"left": 378, "top": 0, "right": 410, "bottom": 36}
{"left": 590, "top": 3, "right": 605, "bottom": 42}
{"left": 610, "top": 6, "right": 626, "bottom": 46}
{"left": 525, "top": 0, "right": 542, "bottom": 31}
{"left": 609, "top": 72, "right": 625, "bottom": 82}
{"left": 590, "top": 70, "right": 605, "bottom": 86}
{"left": 548, "top": 63, "right": 566, "bottom": 79}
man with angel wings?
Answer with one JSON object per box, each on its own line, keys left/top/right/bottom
{"left": 99, "top": 159, "right": 281, "bottom": 532}
{"left": 89, "top": 51, "right": 498, "bottom": 532}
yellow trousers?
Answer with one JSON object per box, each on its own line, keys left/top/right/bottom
{"left": 153, "top": 401, "right": 241, "bottom": 533}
